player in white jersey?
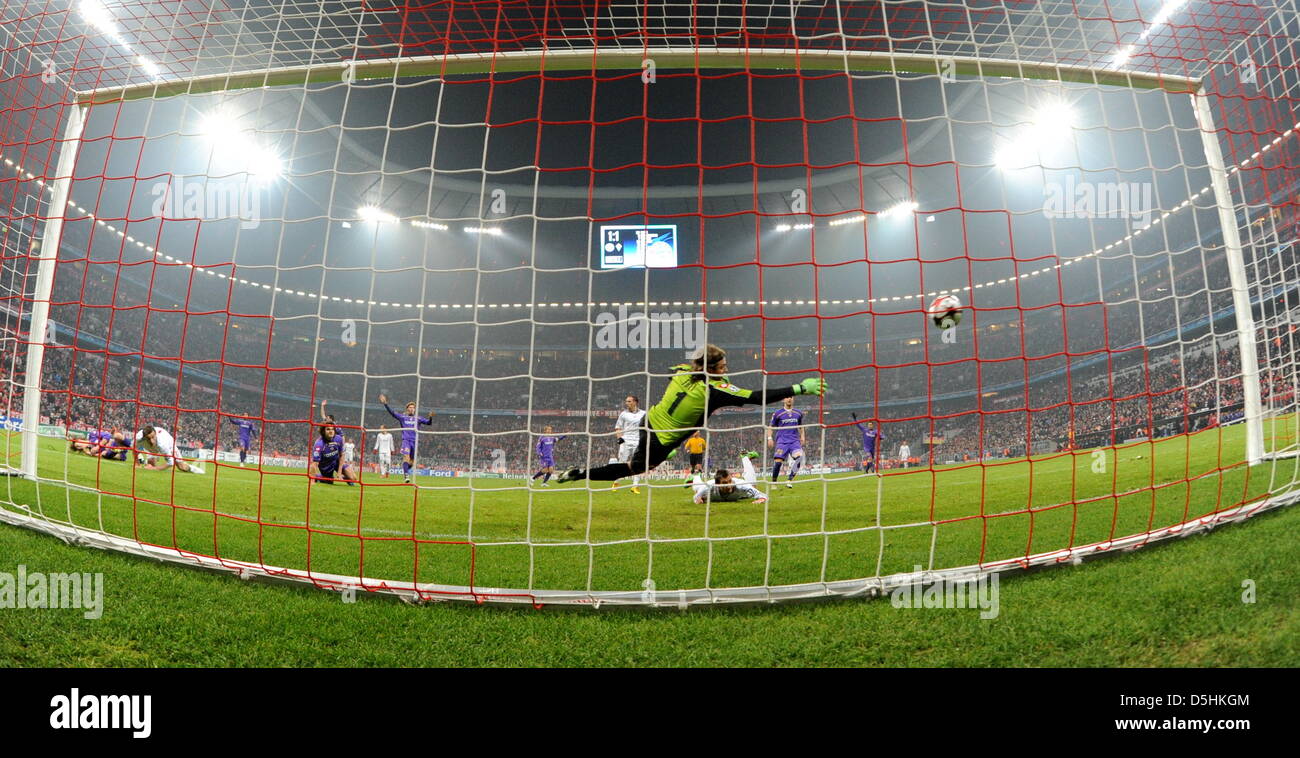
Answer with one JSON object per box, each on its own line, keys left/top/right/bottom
{"left": 374, "top": 426, "right": 394, "bottom": 477}
{"left": 611, "top": 394, "right": 646, "bottom": 494}
{"left": 134, "top": 426, "right": 201, "bottom": 473}
{"left": 343, "top": 439, "right": 356, "bottom": 467}
{"left": 691, "top": 469, "right": 767, "bottom": 505}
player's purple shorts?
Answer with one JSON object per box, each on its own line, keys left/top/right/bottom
{"left": 402, "top": 442, "right": 416, "bottom": 458}
{"left": 773, "top": 445, "right": 803, "bottom": 460}
{"left": 539, "top": 455, "right": 555, "bottom": 468}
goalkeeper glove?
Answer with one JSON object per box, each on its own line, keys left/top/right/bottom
{"left": 666, "top": 449, "right": 678, "bottom": 460}
{"left": 793, "top": 377, "right": 827, "bottom": 396}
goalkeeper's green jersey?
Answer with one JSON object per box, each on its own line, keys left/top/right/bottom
{"left": 646, "top": 366, "right": 796, "bottom": 448}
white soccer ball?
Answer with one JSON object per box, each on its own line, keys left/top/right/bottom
{"left": 927, "top": 294, "right": 963, "bottom": 330}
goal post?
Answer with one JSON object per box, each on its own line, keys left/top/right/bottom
{"left": 19, "top": 103, "right": 84, "bottom": 479}
{"left": 1190, "top": 86, "right": 1266, "bottom": 467}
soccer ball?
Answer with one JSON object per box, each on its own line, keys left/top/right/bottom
{"left": 927, "top": 294, "right": 963, "bottom": 329}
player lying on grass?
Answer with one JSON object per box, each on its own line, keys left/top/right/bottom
{"left": 557, "top": 344, "right": 825, "bottom": 484}
{"left": 134, "top": 426, "right": 202, "bottom": 473}
{"left": 691, "top": 468, "right": 767, "bottom": 505}
{"left": 70, "top": 429, "right": 117, "bottom": 457}
{"left": 378, "top": 393, "right": 433, "bottom": 483}
{"left": 309, "top": 424, "right": 357, "bottom": 485}
{"left": 532, "top": 426, "right": 566, "bottom": 486}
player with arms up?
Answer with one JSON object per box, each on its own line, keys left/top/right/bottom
{"left": 135, "top": 425, "right": 202, "bottom": 473}
{"left": 611, "top": 395, "right": 646, "bottom": 494}
{"left": 852, "top": 412, "right": 882, "bottom": 474}
{"left": 531, "top": 426, "right": 566, "bottom": 486}
{"left": 378, "top": 393, "right": 433, "bottom": 484}
{"left": 374, "top": 425, "right": 394, "bottom": 477}
{"left": 768, "top": 397, "right": 806, "bottom": 488}
{"left": 310, "top": 424, "right": 357, "bottom": 485}
{"left": 557, "top": 344, "right": 825, "bottom": 484}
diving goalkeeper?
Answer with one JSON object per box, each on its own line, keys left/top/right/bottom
{"left": 558, "top": 344, "right": 826, "bottom": 483}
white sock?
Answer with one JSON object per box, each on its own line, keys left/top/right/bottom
{"left": 741, "top": 457, "right": 756, "bottom": 481}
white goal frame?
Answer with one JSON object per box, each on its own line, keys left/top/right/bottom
{"left": 11, "top": 48, "right": 1280, "bottom": 607}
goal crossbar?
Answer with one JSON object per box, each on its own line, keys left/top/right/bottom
{"left": 77, "top": 47, "right": 1202, "bottom": 105}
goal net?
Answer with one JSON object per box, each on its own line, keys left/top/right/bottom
{"left": 1, "top": 0, "right": 1298, "bottom": 606}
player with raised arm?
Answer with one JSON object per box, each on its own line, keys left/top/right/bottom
{"left": 852, "top": 412, "right": 882, "bottom": 474}
{"left": 768, "top": 396, "right": 806, "bottom": 488}
{"left": 223, "top": 413, "right": 258, "bottom": 467}
{"left": 374, "top": 425, "right": 394, "bottom": 477}
{"left": 531, "top": 426, "right": 567, "bottom": 486}
{"left": 135, "top": 425, "right": 201, "bottom": 473}
{"left": 310, "top": 424, "right": 357, "bottom": 485}
{"left": 557, "top": 344, "right": 826, "bottom": 484}
{"left": 378, "top": 393, "right": 433, "bottom": 484}
{"left": 612, "top": 395, "right": 646, "bottom": 494}
{"left": 691, "top": 468, "right": 768, "bottom": 506}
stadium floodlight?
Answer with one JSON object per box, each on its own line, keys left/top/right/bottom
{"left": 358, "top": 206, "right": 398, "bottom": 223}
{"left": 198, "top": 110, "right": 282, "bottom": 179}
{"left": 997, "top": 101, "right": 1076, "bottom": 170}
{"left": 5, "top": 1, "right": 1293, "bottom": 612}
{"left": 881, "top": 201, "right": 919, "bottom": 220}
{"left": 134, "top": 56, "right": 162, "bottom": 79}
{"left": 78, "top": 0, "right": 129, "bottom": 48}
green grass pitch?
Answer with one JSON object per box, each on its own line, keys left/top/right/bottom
{"left": 0, "top": 419, "right": 1297, "bottom": 666}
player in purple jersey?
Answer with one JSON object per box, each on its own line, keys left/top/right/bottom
{"left": 531, "top": 426, "right": 567, "bottom": 486}
{"left": 224, "top": 414, "right": 258, "bottom": 467}
{"left": 851, "top": 412, "right": 882, "bottom": 474}
{"left": 69, "top": 429, "right": 103, "bottom": 455}
{"left": 377, "top": 393, "right": 434, "bottom": 483}
{"left": 101, "top": 430, "right": 130, "bottom": 461}
{"left": 310, "top": 424, "right": 357, "bottom": 485}
{"left": 767, "top": 397, "right": 806, "bottom": 488}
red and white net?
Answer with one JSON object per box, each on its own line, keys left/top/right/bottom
{"left": 0, "top": 1, "right": 1297, "bottom": 606}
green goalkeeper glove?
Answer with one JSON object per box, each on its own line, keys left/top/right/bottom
{"left": 793, "top": 377, "right": 827, "bottom": 396}
{"left": 666, "top": 449, "right": 678, "bottom": 460}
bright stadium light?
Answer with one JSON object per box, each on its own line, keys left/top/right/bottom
{"left": 1110, "top": 0, "right": 1189, "bottom": 69}
{"left": 411, "top": 219, "right": 449, "bottom": 231}
{"left": 134, "top": 56, "right": 162, "bottom": 79}
{"left": 78, "top": 0, "right": 128, "bottom": 46}
{"left": 997, "top": 100, "right": 1076, "bottom": 171}
{"left": 881, "top": 201, "right": 918, "bottom": 220}
{"left": 464, "top": 226, "right": 503, "bottom": 235}
{"left": 198, "top": 109, "right": 283, "bottom": 181}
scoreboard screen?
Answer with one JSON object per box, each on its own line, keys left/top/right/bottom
{"left": 597, "top": 225, "right": 678, "bottom": 269}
